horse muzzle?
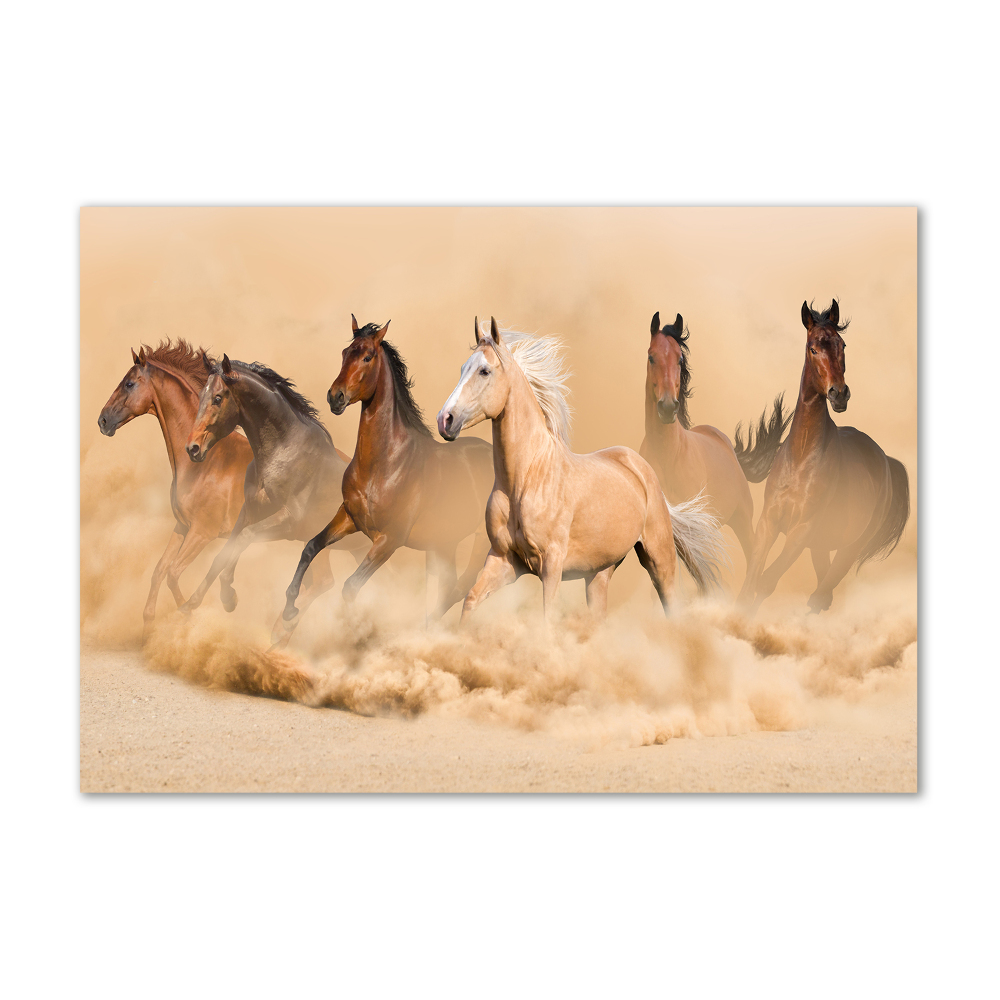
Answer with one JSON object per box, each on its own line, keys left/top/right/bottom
{"left": 97, "top": 411, "right": 119, "bottom": 437}
{"left": 828, "top": 385, "right": 851, "bottom": 413}
{"left": 328, "top": 388, "right": 348, "bottom": 415}
{"left": 656, "top": 397, "right": 678, "bottom": 424}
{"left": 437, "top": 409, "right": 461, "bottom": 441}
{"left": 186, "top": 438, "right": 209, "bottom": 462}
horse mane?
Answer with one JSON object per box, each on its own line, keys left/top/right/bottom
{"left": 486, "top": 323, "right": 573, "bottom": 445}
{"left": 214, "top": 358, "right": 331, "bottom": 440}
{"left": 142, "top": 339, "right": 216, "bottom": 391}
{"left": 353, "top": 321, "right": 432, "bottom": 437}
{"left": 806, "top": 300, "right": 851, "bottom": 333}
{"left": 659, "top": 321, "right": 693, "bottom": 430}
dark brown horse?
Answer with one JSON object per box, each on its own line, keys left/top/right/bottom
{"left": 736, "top": 300, "right": 910, "bottom": 614}
{"left": 640, "top": 312, "right": 788, "bottom": 576}
{"left": 181, "top": 354, "right": 368, "bottom": 640}
{"left": 281, "top": 317, "right": 494, "bottom": 634}
{"left": 97, "top": 341, "right": 253, "bottom": 639}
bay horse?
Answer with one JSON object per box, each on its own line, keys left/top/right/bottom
{"left": 281, "top": 317, "right": 494, "bottom": 633}
{"left": 641, "top": 311, "right": 789, "bottom": 572}
{"left": 97, "top": 341, "right": 253, "bottom": 639}
{"left": 437, "top": 318, "right": 725, "bottom": 621}
{"left": 181, "top": 354, "right": 368, "bottom": 640}
{"left": 736, "top": 300, "right": 910, "bottom": 614}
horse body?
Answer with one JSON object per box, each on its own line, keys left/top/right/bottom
{"left": 737, "top": 300, "right": 909, "bottom": 614}
{"left": 640, "top": 312, "right": 788, "bottom": 573}
{"left": 281, "top": 318, "right": 493, "bottom": 635}
{"left": 182, "top": 354, "right": 368, "bottom": 634}
{"left": 97, "top": 341, "right": 253, "bottom": 638}
{"left": 437, "top": 318, "right": 724, "bottom": 620}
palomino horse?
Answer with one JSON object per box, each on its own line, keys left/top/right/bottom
{"left": 281, "top": 317, "right": 494, "bottom": 632}
{"left": 437, "top": 318, "right": 725, "bottom": 621}
{"left": 97, "top": 341, "right": 253, "bottom": 639}
{"left": 736, "top": 300, "right": 910, "bottom": 614}
{"left": 181, "top": 354, "right": 368, "bottom": 639}
{"left": 641, "top": 312, "right": 789, "bottom": 573}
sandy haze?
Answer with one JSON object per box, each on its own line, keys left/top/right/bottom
{"left": 80, "top": 208, "right": 917, "bottom": 792}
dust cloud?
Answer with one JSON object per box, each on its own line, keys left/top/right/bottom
{"left": 81, "top": 208, "right": 917, "bottom": 746}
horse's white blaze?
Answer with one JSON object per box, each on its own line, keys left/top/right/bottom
{"left": 440, "top": 348, "right": 491, "bottom": 431}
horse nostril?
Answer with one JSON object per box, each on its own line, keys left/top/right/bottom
{"left": 445, "top": 413, "right": 453, "bottom": 428}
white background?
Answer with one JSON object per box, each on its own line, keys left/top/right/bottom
{"left": 1, "top": 2, "right": 995, "bottom": 996}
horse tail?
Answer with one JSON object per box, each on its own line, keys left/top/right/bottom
{"left": 733, "top": 393, "right": 790, "bottom": 483}
{"left": 667, "top": 490, "right": 728, "bottom": 594}
{"left": 857, "top": 456, "right": 910, "bottom": 569}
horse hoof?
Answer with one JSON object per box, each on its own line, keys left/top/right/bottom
{"left": 221, "top": 592, "right": 238, "bottom": 613}
{"left": 282, "top": 605, "right": 299, "bottom": 623}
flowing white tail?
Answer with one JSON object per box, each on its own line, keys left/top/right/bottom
{"left": 667, "top": 490, "right": 728, "bottom": 593}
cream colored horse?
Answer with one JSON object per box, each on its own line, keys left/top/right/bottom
{"left": 437, "top": 318, "right": 724, "bottom": 621}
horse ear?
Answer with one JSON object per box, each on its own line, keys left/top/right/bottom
{"left": 201, "top": 350, "right": 213, "bottom": 372}
{"left": 650, "top": 312, "right": 660, "bottom": 336}
{"left": 474, "top": 316, "right": 483, "bottom": 343}
{"left": 137, "top": 347, "right": 147, "bottom": 366}
{"left": 373, "top": 320, "right": 389, "bottom": 345}
{"left": 490, "top": 317, "right": 502, "bottom": 346}
{"left": 221, "top": 354, "right": 233, "bottom": 375}
{"left": 131, "top": 348, "right": 139, "bottom": 365}
{"left": 673, "top": 314, "right": 684, "bottom": 335}
{"left": 801, "top": 301, "right": 814, "bottom": 331}
{"left": 351, "top": 313, "right": 359, "bottom": 334}
{"left": 828, "top": 299, "right": 840, "bottom": 327}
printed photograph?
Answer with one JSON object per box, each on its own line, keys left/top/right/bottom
{"left": 80, "top": 207, "right": 917, "bottom": 792}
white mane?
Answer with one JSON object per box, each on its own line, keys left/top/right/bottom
{"left": 482, "top": 322, "right": 573, "bottom": 445}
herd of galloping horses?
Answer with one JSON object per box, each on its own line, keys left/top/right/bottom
{"left": 97, "top": 299, "right": 910, "bottom": 646}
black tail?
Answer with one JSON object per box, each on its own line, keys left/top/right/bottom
{"left": 857, "top": 457, "right": 910, "bottom": 568}
{"left": 733, "top": 393, "right": 791, "bottom": 483}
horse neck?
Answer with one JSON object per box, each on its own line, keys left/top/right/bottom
{"left": 787, "top": 355, "right": 835, "bottom": 459}
{"left": 492, "top": 365, "right": 556, "bottom": 491}
{"left": 148, "top": 365, "right": 201, "bottom": 479}
{"left": 643, "top": 375, "right": 687, "bottom": 461}
{"left": 356, "top": 352, "right": 416, "bottom": 467}
{"left": 233, "top": 374, "right": 297, "bottom": 459}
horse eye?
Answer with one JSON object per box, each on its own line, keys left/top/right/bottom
{"left": 810, "top": 348, "right": 817, "bottom": 355}
{"left": 480, "top": 367, "right": 490, "bottom": 377}
{"left": 214, "top": 395, "right": 222, "bottom": 405}
{"left": 364, "top": 355, "right": 373, "bottom": 363}
{"left": 648, "top": 356, "right": 654, "bottom": 365}
{"left": 125, "top": 380, "right": 134, "bottom": 390}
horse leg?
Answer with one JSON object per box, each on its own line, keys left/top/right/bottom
{"left": 164, "top": 526, "right": 216, "bottom": 608}
{"left": 271, "top": 549, "right": 336, "bottom": 648}
{"left": 750, "top": 522, "right": 813, "bottom": 615}
{"left": 810, "top": 548, "right": 831, "bottom": 598}
{"left": 728, "top": 500, "right": 756, "bottom": 583}
{"left": 634, "top": 540, "right": 676, "bottom": 614}
{"left": 736, "top": 513, "right": 780, "bottom": 611}
{"left": 460, "top": 551, "right": 520, "bottom": 623}
{"left": 283, "top": 504, "right": 358, "bottom": 622}
{"left": 808, "top": 540, "right": 864, "bottom": 613}
{"left": 342, "top": 531, "right": 400, "bottom": 604}
{"left": 142, "top": 529, "right": 185, "bottom": 641}
{"left": 181, "top": 509, "right": 290, "bottom": 613}
{"left": 584, "top": 565, "right": 616, "bottom": 619}
{"left": 453, "top": 528, "right": 492, "bottom": 604}
{"left": 539, "top": 551, "right": 567, "bottom": 623}
{"left": 429, "top": 547, "right": 460, "bottom": 620}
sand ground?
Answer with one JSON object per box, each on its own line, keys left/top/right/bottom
{"left": 80, "top": 648, "right": 917, "bottom": 793}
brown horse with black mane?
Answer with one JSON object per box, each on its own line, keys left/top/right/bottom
{"left": 97, "top": 340, "right": 253, "bottom": 639}
{"left": 182, "top": 352, "right": 367, "bottom": 642}
{"left": 281, "top": 316, "right": 494, "bottom": 634}
{"left": 736, "top": 300, "right": 910, "bottom": 614}
{"left": 641, "top": 312, "right": 788, "bottom": 577}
